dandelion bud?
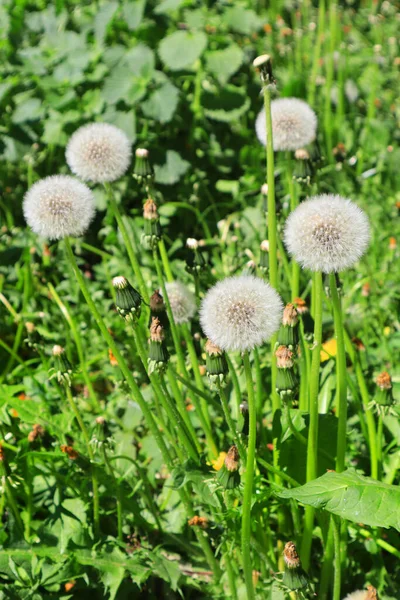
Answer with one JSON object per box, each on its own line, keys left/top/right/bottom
{"left": 372, "top": 371, "right": 395, "bottom": 415}
{"left": 253, "top": 54, "right": 275, "bottom": 86}
{"left": 361, "top": 282, "right": 370, "bottom": 297}
{"left": 242, "top": 259, "right": 257, "bottom": 276}
{"left": 188, "top": 516, "right": 209, "bottom": 529}
{"left": 90, "top": 416, "right": 112, "bottom": 453}
{"left": 148, "top": 317, "right": 169, "bottom": 374}
{"left": 186, "top": 237, "right": 207, "bottom": 273}
{"left": 112, "top": 276, "right": 142, "bottom": 322}
{"left": 60, "top": 444, "right": 79, "bottom": 460}
{"left": 276, "top": 363, "right": 298, "bottom": 403}
{"left": 217, "top": 445, "right": 240, "bottom": 489}
{"left": 278, "top": 303, "right": 299, "bottom": 348}
{"left": 164, "top": 281, "right": 196, "bottom": 324}
{"left": 333, "top": 142, "right": 347, "bottom": 162}
{"left": 275, "top": 345, "right": 295, "bottom": 369}
{"left": 133, "top": 148, "right": 154, "bottom": 185}
{"left": 50, "top": 345, "right": 73, "bottom": 386}
{"left": 142, "top": 198, "right": 161, "bottom": 249}
{"left": 256, "top": 98, "right": 317, "bottom": 151}
{"left": 28, "top": 424, "right": 45, "bottom": 444}
{"left": 205, "top": 339, "right": 228, "bottom": 388}
{"left": 282, "top": 541, "right": 309, "bottom": 591}
{"left": 261, "top": 184, "right": 269, "bottom": 196}
{"left": 240, "top": 400, "right": 249, "bottom": 436}
{"left": 293, "top": 148, "right": 313, "bottom": 184}
{"left": 25, "top": 321, "right": 40, "bottom": 350}
{"left": 259, "top": 240, "right": 269, "bottom": 274}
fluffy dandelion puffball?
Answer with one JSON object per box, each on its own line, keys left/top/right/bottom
{"left": 23, "top": 175, "right": 95, "bottom": 240}
{"left": 256, "top": 98, "right": 317, "bottom": 151}
{"left": 342, "top": 592, "right": 369, "bottom": 600}
{"left": 284, "top": 194, "right": 370, "bottom": 273}
{"left": 200, "top": 275, "right": 283, "bottom": 352}
{"left": 164, "top": 281, "right": 196, "bottom": 324}
{"left": 66, "top": 123, "right": 131, "bottom": 183}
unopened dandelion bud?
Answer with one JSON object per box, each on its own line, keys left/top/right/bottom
{"left": 293, "top": 148, "right": 313, "bottom": 184}
{"left": 148, "top": 317, "right": 169, "bottom": 374}
{"left": 142, "top": 198, "right": 161, "bottom": 249}
{"left": 50, "top": 345, "right": 73, "bottom": 386}
{"left": 25, "top": 321, "right": 40, "bottom": 350}
{"left": 217, "top": 445, "right": 240, "bottom": 489}
{"left": 259, "top": 240, "right": 269, "bottom": 273}
{"left": 278, "top": 303, "right": 299, "bottom": 348}
{"left": 372, "top": 371, "right": 395, "bottom": 414}
{"left": 275, "top": 345, "right": 295, "bottom": 369}
{"left": 253, "top": 54, "right": 275, "bottom": 86}
{"left": 276, "top": 368, "right": 298, "bottom": 402}
{"left": 282, "top": 541, "right": 309, "bottom": 591}
{"left": 333, "top": 142, "right": 347, "bottom": 162}
{"left": 242, "top": 259, "right": 257, "bottom": 276}
{"left": 186, "top": 237, "right": 207, "bottom": 273}
{"left": 240, "top": 400, "right": 249, "bottom": 436}
{"left": 205, "top": 339, "right": 228, "bottom": 388}
{"left": 90, "top": 416, "right": 112, "bottom": 452}
{"left": 113, "top": 276, "right": 142, "bottom": 322}
{"left": 133, "top": 148, "right": 154, "bottom": 184}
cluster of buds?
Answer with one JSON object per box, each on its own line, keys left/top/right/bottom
{"left": 148, "top": 317, "right": 169, "bottom": 375}
{"left": 205, "top": 339, "right": 228, "bottom": 389}
{"left": 259, "top": 240, "right": 269, "bottom": 274}
{"left": 371, "top": 371, "right": 396, "bottom": 415}
{"left": 217, "top": 445, "right": 240, "bottom": 490}
{"left": 282, "top": 541, "right": 309, "bottom": 591}
{"left": 275, "top": 304, "right": 299, "bottom": 403}
{"left": 133, "top": 148, "right": 154, "bottom": 186}
{"left": 113, "top": 276, "right": 142, "bottom": 323}
{"left": 142, "top": 198, "right": 161, "bottom": 249}
{"left": 185, "top": 238, "right": 207, "bottom": 274}
{"left": 50, "top": 345, "right": 73, "bottom": 386}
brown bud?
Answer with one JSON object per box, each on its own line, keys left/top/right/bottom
{"left": 25, "top": 322, "right": 36, "bottom": 334}
{"left": 366, "top": 586, "right": 378, "bottom": 600}
{"left": 28, "top": 424, "right": 45, "bottom": 443}
{"left": 224, "top": 446, "right": 240, "bottom": 472}
{"left": 282, "top": 303, "right": 299, "bottom": 327}
{"left": 143, "top": 198, "right": 158, "bottom": 220}
{"left": 294, "top": 148, "right": 310, "bottom": 161}
{"left": 96, "top": 416, "right": 106, "bottom": 425}
{"left": 150, "top": 290, "right": 165, "bottom": 312}
{"left": 283, "top": 541, "right": 301, "bottom": 569}
{"left": 60, "top": 445, "right": 79, "bottom": 460}
{"left": 275, "top": 345, "right": 295, "bottom": 369}
{"left": 205, "top": 339, "right": 223, "bottom": 356}
{"left": 150, "top": 317, "right": 165, "bottom": 342}
{"left": 188, "top": 515, "right": 209, "bottom": 529}
{"left": 293, "top": 297, "right": 308, "bottom": 314}
{"left": 376, "top": 371, "right": 392, "bottom": 390}
{"left": 362, "top": 282, "right": 371, "bottom": 297}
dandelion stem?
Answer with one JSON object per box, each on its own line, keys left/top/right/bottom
{"left": 65, "top": 385, "right": 100, "bottom": 537}
{"left": 158, "top": 238, "right": 174, "bottom": 282}
{"left": 301, "top": 271, "right": 323, "bottom": 570}
{"left": 102, "top": 447, "right": 123, "bottom": 542}
{"left": 181, "top": 322, "right": 211, "bottom": 430}
{"left": 242, "top": 351, "right": 256, "bottom": 600}
{"left": 332, "top": 515, "right": 341, "bottom": 600}
{"left": 217, "top": 382, "right": 246, "bottom": 462}
{"left": 0, "top": 460, "right": 24, "bottom": 537}
{"left": 166, "top": 366, "right": 202, "bottom": 453}
{"left": 105, "top": 183, "right": 149, "bottom": 303}
{"left": 329, "top": 273, "right": 347, "bottom": 473}
{"left": 286, "top": 153, "right": 300, "bottom": 299}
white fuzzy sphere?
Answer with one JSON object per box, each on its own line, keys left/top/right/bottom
{"left": 284, "top": 194, "right": 370, "bottom": 273}
{"left": 256, "top": 98, "right": 317, "bottom": 151}
{"left": 165, "top": 281, "right": 196, "bottom": 324}
{"left": 66, "top": 123, "right": 132, "bottom": 183}
{"left": 23, "top": 175, "right": 95, "bottom": 240}
{"left": 342, "top": 592, "right": 367, "bottom": 600}
{"left": 200, "top": 275, "right": 283, "bottom": 352}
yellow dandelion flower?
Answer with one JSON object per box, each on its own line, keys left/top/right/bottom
{"left": 384, "top": 326, "right": 391, "bottom": 337}
{"left": 320, "top": 339, "right": 337, "bottom": 362}
{"left": 211, "top": 452, "right": 227, "bottom": 471}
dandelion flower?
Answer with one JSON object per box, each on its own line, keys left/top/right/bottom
{"left": 23, "top": 175, "right": 95, "bottom": 240}
{"left": 284, "top": 194, "right": 370, "bottom": 273}
{"left": 200, "top": 274, "right": 283, "bottom": 352}
{"left": 256, "top": 98, "right": 317, "bottom": 151}
{"left": 164, "top": 281, "right": 196, "bottom": 324}
{"left": 66, "top": 123, "right": 131, "bottom": 183}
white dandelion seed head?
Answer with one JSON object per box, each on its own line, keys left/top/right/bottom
{"left": 200, "top": 275, "right": 283, "bottom": 352}
{"left": 284, "top": 194, "right": 370, "bottom": 273}
{"left": 164, "top": 281, "right": 196, "bottom": 324}
{"left": 66, "top": 123, "right": 132, "bottom": 183}
{"left": 342, "top": 591, "right": 368, "bottom": 600}
{"left": 23, "top": 175, "right": 95, "bottom": 240}
{"left": 256, "top": 98, "right": 318, "bottom": 151}
{"left": 186, "top": 237, "right": 199, "bottom": 250}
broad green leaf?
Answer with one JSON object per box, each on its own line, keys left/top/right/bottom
{"left": 206, "top": 44, "right": 244, "bottom": 85}
{"left": 202, "top": 85, "right": 250, "bottom": 122}
{"left": 159, "top": 31, "right": 207, "bottom": 71}
{"left": 224, "top": 6, "right": 263, "bottom": 34}
{"left": 154, "top": 150, "right": 190, "bottom": 185}
{"left": 94, "top": 2, "right": 119, "bottom": 43}
{"left": 98, "top": 547, "right": 126, "bottom": 600}
{"left": 279, "top": 469, "right": 400, "bottom": 531}
{"left": 122, "top": 0, "right": 146, "bottom": 29}
{"left": 12, "top": 98, "right": 43, "bottom": 124}
{"left": 154, "top": 0, "right": 184, "bottom": 14}
{"left": 142, "top": 81, "right": 179, "bottom": 123}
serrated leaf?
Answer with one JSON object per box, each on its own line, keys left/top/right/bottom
{"left": 159, "top": 31, "right": 207, "bottom": 71}
{"left": 142, "top": 81, "right": 179, "bottom": 123}
{"left": 154, "top": 150, "right": 190, "bottom": 185}
{"left": 203, "top": 85, "right": 250, "bottom": 122}
{"left": 279, "top": 469, "right": 400, "bottom": 531}
{"left": 206, "top": 44, "right": 243, "bottom": 85}
{"left": 122, "top": 0, "right": 146, "bottom": 29}
{"left": 94, "top": 2, "right": 119, "bottom": 43}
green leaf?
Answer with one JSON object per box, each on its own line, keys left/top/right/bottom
{"left": 154, "top": 0, "right": 184, "bottom": 14}
{"left": 97, "top": 547, "right": 126, "bottom": 600}
{"left": 94, "top": 2, "right": 119, "bottom": 43}
{"left": 102, "top": 108, "right": 136, "bottom": 142}
{"left": 279, "top": 469, "right": 400, "bottom": 531}
{"left": 142, "top": 81, "right": 179, "bottom": 123}
{"left": 202, "top": 85, "right": 250, "bottom": 122}
{"left": 102, "top": 45, "right": 154, "bottom": 105}
{"left": 159, "top": 31, "right": 207, "bottom": 71}
{"left": 154, "top": 150, "right": 190, "bottom": 185}
{"left": 206, "top": 44, "right": 244, "bottom": 85}
{"left": 224, "top": 6, "right": 263, "bottom": 34}
{"left": 122, "top": 0, "right": 146, "bottom": 29}
{"left": 12, "top": 98, "right": 44, "bottom": 124}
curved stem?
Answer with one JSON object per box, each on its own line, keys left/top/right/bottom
{"left": 329, "top": 273, "right": 347, "bottom": 473}
{"left": 301, "top": 271, "right": 323, "bottom": 570}
{"left": 241, "top": 351, "right": 256, "bottom": 600}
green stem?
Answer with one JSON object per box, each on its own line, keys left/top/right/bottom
{"left": 301, "top": 271, "right": 323, "bottom": 571}
{"left": 217, "top": 382, "right": 246, "bottom": 462}
{"left": 241, "top": 351, "right": 256, "bottom": 600}
{"left": 105, "top": 183, "right": 149, "bottom": 303}
{"left": 181, "top": 323, "right": 211, "bottom": 429}
{"left": 329, "top": 274, "right": 347, "bottom": 473}
{"left": 332, "top": 516, "right": 341, "bottom": 600}
{"left": 65, "top": 385, "right": 100, "bottom": 537}
{"left": 377, "top": 414, "right": 383, "bottom": 480}
{"left": 226, "top": 354, "right": 242, "bottom": 422}
{"left": 158, "top": 238, "right": 174, "bottom": 282}
{"left": 103, "top": 447, "right": 123, "bottom": 542}
{"left": 0, "top": 461, "right": 24, "bottom": 536}
{"left": 308, "top": 0, "right": 325, "bottom": 105}
{"left": 319, "top": 520, "right": 334, "bottom": 600}
{"left": 286, "top": 154, "right": 300, "bottom": 299}
{"left": 166, "top": 366, "right": 201, "bottom": 453}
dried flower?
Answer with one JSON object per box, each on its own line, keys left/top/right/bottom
{"left": 200, "top": 275, "right": 283, "bottom": 352}
{"left": 372, "top": 371, "right": 395, "bottom": 415}
{"left": 188, "top": 516, "right": 209, "bottom": 529}
{"left": 28, "top": 424, "right": 45, "bottom": 443}
{"left": 217, "top": 445, "right": 240, "bottom": 489}
{"left": 256, "top": 98, "right": 317, "bottom": 151}
{"left": 282, "top": 541, "right": 309, "bottom": 591}
{"left": 66, "top": 123, "right": 131, "bottom": 183}
{"left": 148, "top": 317, "right": 169, "bottom": 374}
{"left": 343, "top": 589, "right": 377, "bottom": 600}
{"left": 164, "top": 281, "right": 196, "bottom": 324}
{"left": 275, "top": 346, "right": 295, "bottom": 369}
{"left": 23, "top": 175, "right": 95, "bottom": 240}
{"left": 142, "top": 198, "right": 161, "bottom": 249}
{"left": 284, "top": 194, "right": 370, "bottom": 273}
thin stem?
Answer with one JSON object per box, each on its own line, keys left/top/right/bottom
{"left": 181, "top": 323, "right": 211, "bottom": 429}
{"left": 166, "top": 366, "right": 201, "bottom": 453}
{"left": 332, "top": 516, "right": 341, "bottom": 600}
{"left": 103, "top": 447, "right": 123, "bottom": 542}
{"left": 0, "top": 461, "right": 24, "bottom": 536}
{"left": 65, "top": 385, "right": 100, "bottom": 537}
{"left": 377, "top": 414, "right": 383, "bottom": 480}
{"left": 286, "top": 153, "right": 300, "bottom": 299}
{"left": 241, "top": 351, "right": 256, "bottom": 600}
{"left": 158, "top": 238, "right": 174, "bottom": 282}
{"left": 105, "top": 183, "right": 149, "bottom": 303}
{"left": 217, "top": 382, "right": 246, "bottom": 462}
{"left": 226, "top": 354, "right": 242, "bottom": 422}
{"left": 301, "top": 271, "right": 323, "bottom": 571}
{"left": 329, "top": 273, "right": 347, "bottom": 473}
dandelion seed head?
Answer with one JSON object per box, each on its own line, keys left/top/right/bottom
{"left": 23, "top": 175, "right": 95, "bottom": 240}
{"left": 200, "top": 275, "right": 283, "bottom": 352}
{"left": 284, "top": 194, "right": 370, "bottom": 273}
{"left": 66, "top": 123, "right": 131, "bottom": 183}
{"left": 256, "top": 98, "right": 317, "bottom": 151}
{"left": 342, "top": 592, "right": 369, "bottom": 600}
{"left": 164, "top": 281, "right": 196, "bottom": 324}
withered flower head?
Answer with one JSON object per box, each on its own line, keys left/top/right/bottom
{"left": 376, "top": 371, "right": 392, "bottom": 390}
{"left": 150, "top": 317, "right": 165, "bottom": 342}
{"left": 282, "top": 303, "right": 299, "bottom": 327}
{"left": 275, "top": 345, "right": 295, "bottom": 369}
{"left": 283, "top": 541, "right": 301, "bottom": 569}
{"left": 224, "top": 445, "right": 240, "bottom": 472}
